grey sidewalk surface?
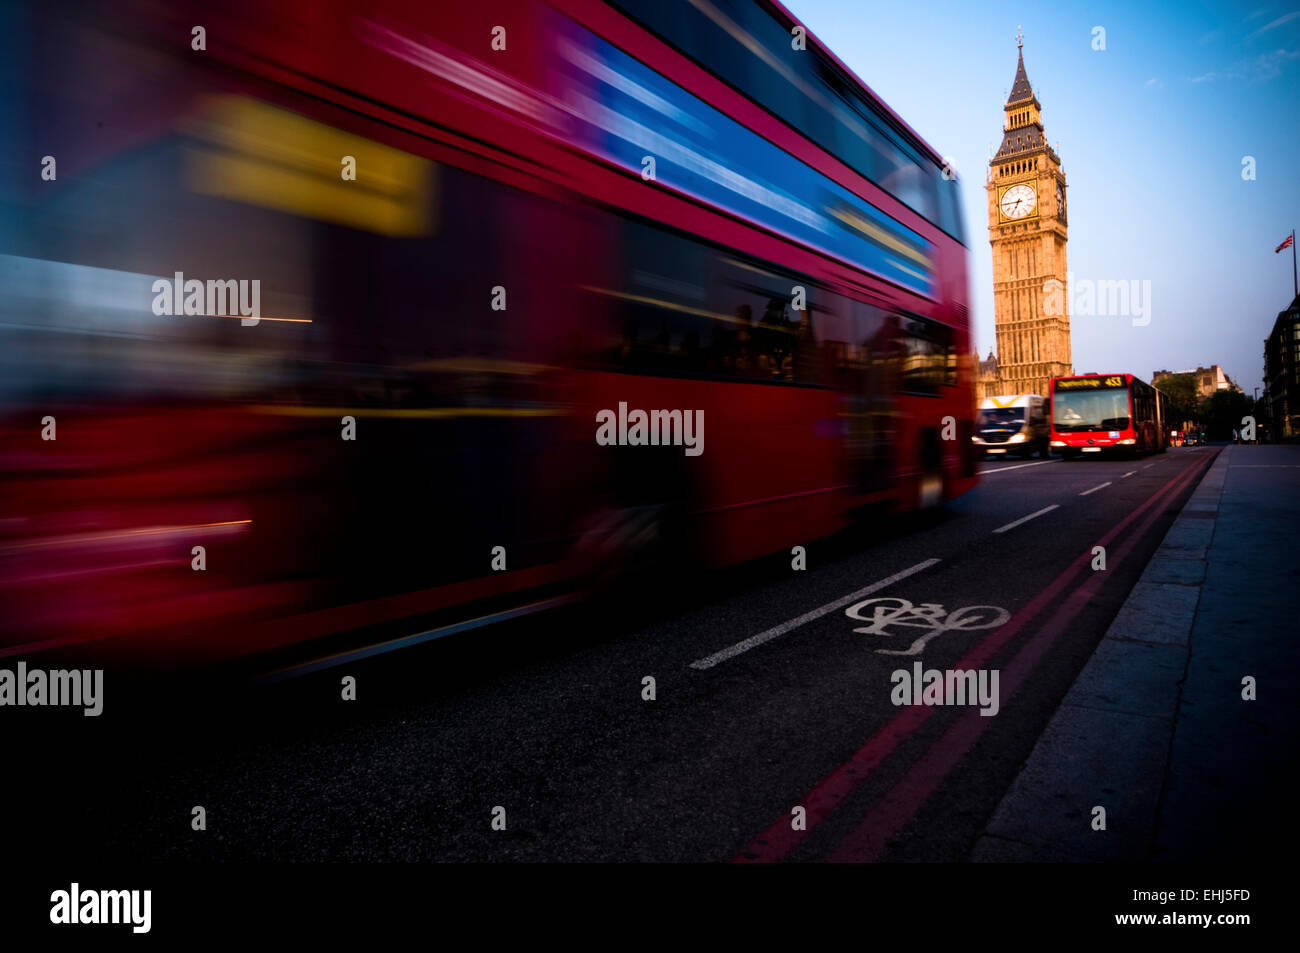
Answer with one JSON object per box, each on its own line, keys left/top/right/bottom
{"left": 973, "top": 445, "right": 1300, "bottom": 862}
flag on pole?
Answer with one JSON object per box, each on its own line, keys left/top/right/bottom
{"left": 1283, "top": 230, "right": 1298, "bottom": 297}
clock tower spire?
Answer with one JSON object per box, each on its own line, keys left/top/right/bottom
{"left": 984, "top": 38, "right": 1072, "bottom": 399}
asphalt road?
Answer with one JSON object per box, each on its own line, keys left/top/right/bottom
{"left": 13, "top": 447, "right": 1220, "bottom": 862}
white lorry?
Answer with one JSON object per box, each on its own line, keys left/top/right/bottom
{"left": 972, "top": 394, "right": 1050, "bottom": 459}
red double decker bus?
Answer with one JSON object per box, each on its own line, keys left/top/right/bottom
{"left": 1049, "top": 374, "right": 1171, "bottom": 460}
{"left": 2, "top": 0, "right": 976, "bottom": 667}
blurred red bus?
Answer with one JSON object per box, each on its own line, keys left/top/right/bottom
{"left": 1, "top": 0, "right": 975, "bottom": 667}
{"left": 1049, "top": 374, "right": 1171, "bottom": 460}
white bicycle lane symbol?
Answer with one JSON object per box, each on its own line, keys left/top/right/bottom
{"left": 845, "top": 597, "right": 1010, "bottom": 656}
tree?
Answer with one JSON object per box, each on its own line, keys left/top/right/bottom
{"left": 1198, "top": 389, "right": 1253, "bottom": 441}
{"left": 1157, "top": 373, "right": 1199, "bottom": 427}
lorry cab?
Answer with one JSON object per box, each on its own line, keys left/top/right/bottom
{"left": 972, "top": 394, "right": 1049, "bottom": 459}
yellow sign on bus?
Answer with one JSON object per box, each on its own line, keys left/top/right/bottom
{"left": 185, "top": 96, "right": 435, "bottom": 237}
{"left": 1056, "top": 375, "right": 1125, "bottom": 390}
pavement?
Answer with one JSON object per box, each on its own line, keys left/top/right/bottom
{"left": 973, "top": 444, "right": 1300, "bottom": 862}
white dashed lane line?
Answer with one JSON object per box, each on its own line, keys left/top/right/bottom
{"left": 1079, "top": 481, "right": 1111, "bottom": 496}
{"left": 980, "top": 459, "right": 1060, "bottom": 474}
{"left": 992, "top": 504, "right": 1060, "bottom": 535}
{"left": 688, "top": 558, "right": 942, "bottom": 670}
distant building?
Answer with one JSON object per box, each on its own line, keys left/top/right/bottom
{"left": 1152, "top": 365, "right": 1241, "bottom": 398}
{"left": 983, "top": 36, "right": 1071, "bottom": 399}
{"left": 975, "top": 349, "right": 1001, "bottom": 399}
{"left": 1264, "top": 293, "right": 1300, "bottom": 438}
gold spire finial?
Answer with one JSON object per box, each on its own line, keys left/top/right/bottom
{"left": 1017, "top": 25, "right": 1023, "bottom": 49}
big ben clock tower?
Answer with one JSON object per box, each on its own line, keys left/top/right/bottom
{"left": 985, "top": 30, "right": 1072, "bottom": 398}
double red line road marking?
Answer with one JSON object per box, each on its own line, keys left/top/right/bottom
{"left": 734, "top": 450, "right": 1218, "bottom": 862}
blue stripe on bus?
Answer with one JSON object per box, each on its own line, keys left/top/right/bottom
{"left": 558, "top": 26, "right": 936, "bottom": 298}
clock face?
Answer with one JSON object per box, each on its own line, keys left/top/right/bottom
{"left": 1000, "top": 184, "right": 1036, "bottom": 219}
{"left": 1056, "top": 182, "right": 1066, "bottom": 221}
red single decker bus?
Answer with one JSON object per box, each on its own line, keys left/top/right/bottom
{"left": 1049, "top": 374, "right": 1171, "bottom": 460}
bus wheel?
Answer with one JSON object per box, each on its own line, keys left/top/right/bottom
{"left": 918, "top": 470, "right": 943, "bottom": 508}
{"left": 573, "top": 502, "right": 685, "bottom": 592}
{"left": 575, "top": 447, "right": 692, "bottom": 592}
{"left": 917, "top": 431, "right": 944, "bottom": 508}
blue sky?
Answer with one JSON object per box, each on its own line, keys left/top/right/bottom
{"left": 790, "top": 0, "right": 1300, "bottom": 394}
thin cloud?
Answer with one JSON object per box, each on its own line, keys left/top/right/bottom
{"left": 1187, "top": 46, "right": 1300, "bottom": 82}
{"left": 1253, "top": 46, "right": 1300, "bottom": 79}
{"left": 1249, "top": 10, "right": 1300, "bottom": 37}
